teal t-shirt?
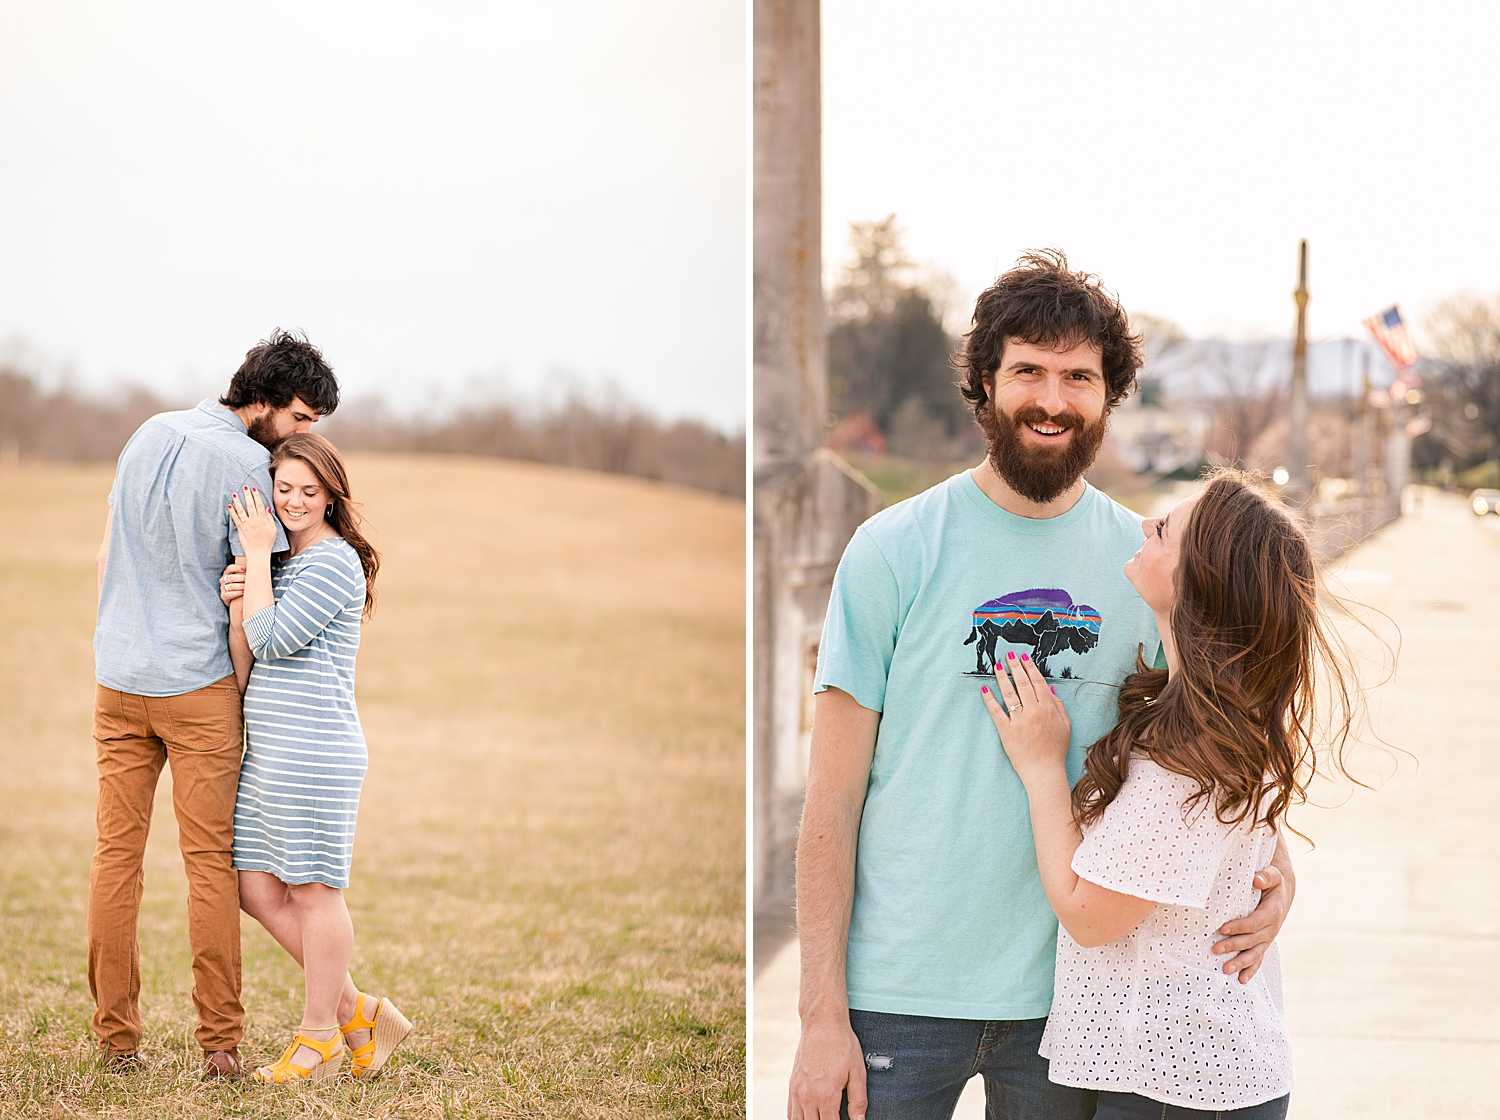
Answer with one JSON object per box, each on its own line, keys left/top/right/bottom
{"left": 814, "top": 472, "right": 1161, "bottom": 1020}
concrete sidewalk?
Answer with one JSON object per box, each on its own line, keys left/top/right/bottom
{"left": 752, "top": 487, "right": 1500, "bottom": 1118}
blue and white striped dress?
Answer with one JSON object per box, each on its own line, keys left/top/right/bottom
{"left": 232, "top": 538, "right": 367, "bottom": 889}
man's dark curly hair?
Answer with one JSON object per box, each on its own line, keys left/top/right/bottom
{"left": 954, "top": 249, "right": 1143, "bottom": 422}
{"left": 220, "top": 329, "right": 340, "bottom": 416}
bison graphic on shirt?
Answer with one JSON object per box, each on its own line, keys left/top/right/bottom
{"left": 962, "top": 587, "right": 1102, "bottom": 678}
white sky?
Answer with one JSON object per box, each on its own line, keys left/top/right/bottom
{"left": 0, "top": 1, "right": 746, "bottom": 430}
{"left": 822, "top": 0, "right": 1500, "bottom": 351}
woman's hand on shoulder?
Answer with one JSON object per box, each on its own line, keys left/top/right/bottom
{"left": 219, "top": 563, "right": 245, "bottom": 606}
{"left": 981, "top": 651, "right": 1072, "bottom": 785}
{"left": 229, "top": 487, "right": 279, "bottom": 555}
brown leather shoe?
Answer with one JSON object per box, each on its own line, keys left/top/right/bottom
{"left": 103, "top": 1050, "right": 142, "bottom": 1073}
{"left": 202, "top": 1048, "right": 244, "bottom": 1080}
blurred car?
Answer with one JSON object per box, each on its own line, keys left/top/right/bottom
{"left": 1472, "top": 489, "right": 1500, "bottom": 516}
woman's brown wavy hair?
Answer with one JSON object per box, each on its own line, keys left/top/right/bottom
{"left": 270, "top": 433, "right": 380, "bottom": 619}
{"left": 1072, "top": 471, "right": 1357, "bottom": 835}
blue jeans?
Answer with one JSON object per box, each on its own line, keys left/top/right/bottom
{"left": 1094, "top": 1091, "right": 1290, "bottom": 1120}
{"left": 843, "top": 1009, "right": 1096, "bottom": 1120}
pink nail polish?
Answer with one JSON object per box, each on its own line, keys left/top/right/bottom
{"left": 981, "top": 686, "right": 989, "bottom": 694}
{"left": 1020, "top": 653, "right": 1029, "bottom": 662}
{"left": 1007, "top": 652, "right": 1015, "bottom": 660}
{"left": 1051, "top": 686, "right": 1057, "bottom": 694}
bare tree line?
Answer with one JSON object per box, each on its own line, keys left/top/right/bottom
{"left": 1414, "top": 291, "right": 1500, "bottom": 477}
{"left": 0, "top": 369, "right": 745, "bottom": 499}
{"left": 0, "top": 372, "right": 169, "bottom": 463}
{"left": 825, "top": 217, "right": 980, "bottom": 460}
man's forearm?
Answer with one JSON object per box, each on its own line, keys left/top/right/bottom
{"left": 794, "top": 687, "right": 879, "bottom": 1025}
{"left": 1211, "top": 826, "right": 1296, "bottom": 981}
{"left": 96, "top": 509, "right": 112, "bottom": 598}
{"left": 1269, "top": 830, "right": 1295, "bottom": 905}
{"left": 228, "top": 598, "right": 252, "bottom": 695}
{"left": 787, "top": 688, "right": 879, "bottom": 1120}
{"left": 794, "top": 792, "right": 861, "bottom": 1024}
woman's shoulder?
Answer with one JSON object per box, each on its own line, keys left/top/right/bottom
{"left": 1112, "top": 754, "right": 1222, "bottom": 826}
{"left": 1123, "top": 752, "right": 1200, "bottom": 796}
{"left": 1118, "top": 752, "right": 1254, "bottom": 842}
{"left": 291, "top": 537, "right": 364, "bottom": 582}
{"left": 316, "top": 535, "right": 359, "bottom": 559}
{"left": 298, "top": 535, "right": 358, "bottom": 561}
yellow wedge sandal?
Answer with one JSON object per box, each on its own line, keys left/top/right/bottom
{"left": 341, "top": 993, "right": 412, "bottom": 1079}
{"left": 254, "top": 1028, "right": 345, "bottom": 1083}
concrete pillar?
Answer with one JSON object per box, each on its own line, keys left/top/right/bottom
{"left": 754, "top": 0, "right": 825, "bottom": 467}
{"left": 1384, "top": 412, "right": 1411, "bottom": 498}
{"left": 753, "top": 0, "right": 880, "bottom": 922}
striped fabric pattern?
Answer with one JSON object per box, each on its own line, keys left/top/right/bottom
{"left": 233, "top": 538, "right": 368, "bottom": 888}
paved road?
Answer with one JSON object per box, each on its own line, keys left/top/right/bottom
{"left": 753, "top": 487, "right": 1500, "bottom": 1119}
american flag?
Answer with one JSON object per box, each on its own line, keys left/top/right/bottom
{"left": 1362, "top": 305, "right": 1419, "bottom": 371}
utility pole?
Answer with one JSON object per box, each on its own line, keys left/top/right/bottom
{"left": 1355, "top": 348, "right": 1371, "bottom": 496}
{"left": 1285, "top": 239, "right": 1311, "bottom": 504}
{"left": 1350, "top": 338, "right": 1362, "bottom": 482}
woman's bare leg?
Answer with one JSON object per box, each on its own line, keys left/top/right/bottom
{"left": 287, "top": 883, "right": 352, "bottom": 1026}
{"left": 238, "top": 871, "right": 367, "bottom": 1047}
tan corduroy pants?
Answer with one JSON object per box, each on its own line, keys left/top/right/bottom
{"left": 87, "top": 676, "right": 245, "bottom": 1055}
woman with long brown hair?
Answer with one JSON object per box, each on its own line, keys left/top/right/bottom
{"left": 980, "top": 471, "right": 1355, "bottom": 1119}
{"left": 219, "top": 432, "right": 411, "bottom": 1083}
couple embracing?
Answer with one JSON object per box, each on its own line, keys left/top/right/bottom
{"left": 90, "top": 331, "right": 411, "bottom": 1082}
{"left": 790, "top": 253, "right": 1356, "bottom": 1119}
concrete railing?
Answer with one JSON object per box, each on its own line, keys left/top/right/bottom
{"left": 1305, "top": 491, "right": 1402, "bottom": 566}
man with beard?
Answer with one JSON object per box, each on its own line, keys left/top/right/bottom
{"left": 787, "top": 253, "right": 1294, "bottom": 1120}
{"left": 89, "top": 330, "right": 337, "bottom": 1078}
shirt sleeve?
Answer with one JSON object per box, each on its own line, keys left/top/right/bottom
{"left": 1071, "top": 756, "right": 1234, "bottom": 908}
{"left": 812, "top": 526, "right": 900, "bottom": 713}
{"left": 227, "top": 466, "right": 290, "bottom": 556}
{"left": 243, "top": 551, "right": 362, "bottom": 660}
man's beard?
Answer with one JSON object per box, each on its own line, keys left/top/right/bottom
{"left": 245, "top": 412, "right": 280, "bottom": 448}
{"left": 980, "top": 402, "right": 1107, "bottom": 504}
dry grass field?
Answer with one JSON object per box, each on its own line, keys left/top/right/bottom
{"left": 0, "top": 454, "right": 745, "bottom": 1119}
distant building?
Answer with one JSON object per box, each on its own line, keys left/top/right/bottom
{"left": 1106, "top": 390, "right": 1208, "bottom": 478}
{"left": 827, "top": 411, "right": 886, "bottom": 459}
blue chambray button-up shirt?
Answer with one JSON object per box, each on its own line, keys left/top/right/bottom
{"left": 94, "top": 399, "right": 290, "bottom": 696}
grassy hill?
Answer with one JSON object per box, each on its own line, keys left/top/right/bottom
{"left": 0, "top": 454, "right": 745, "bottom": 1118}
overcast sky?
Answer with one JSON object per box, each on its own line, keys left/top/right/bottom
{"left": 0, "top": 1, "right": 745, "bottom": 430}
{"left": 822, "top": 0, "right": 1500, "bottom": 351}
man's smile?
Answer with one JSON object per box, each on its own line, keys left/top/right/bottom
{"left": 1025, "top": 420, "right": 1069, "bottom": 438}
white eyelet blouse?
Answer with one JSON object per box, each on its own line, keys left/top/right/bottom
{"left": 1039, "top": 754, "right": 1293, "bottom": 1110}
